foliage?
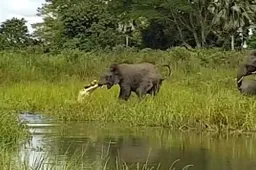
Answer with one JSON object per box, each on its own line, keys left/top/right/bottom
{"left": 140, "top": 19, "right": 182, "bottom": 49}
{"left": 0, "top": 48, "right": 244, "bottom": 83}
{"left": 0, "top": 48, "right": 254, "bottom": 132}
{"left": 0, "top": 109, "right": 29, "bottom": 145}
{"left": 34, "top": 0, "right": 124, "bottom": 51}
{"left": 1, "top": 0, "right": 256, "bottom": 51}
{"left": 209, "top": 0, "right": 256, "bottom": 49}
{"left": 248, "top": 33, "right": 256, "bottom": 48}
{"left": 0, "top": 18, "right": 34, "bottom": 50}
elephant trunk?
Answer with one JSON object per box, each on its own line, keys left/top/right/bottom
{"left": 237, "top": 51, "right": 256, "bottom": 90}
{"left": 237, "top": 63, "right": 256, "bottom": 89}
{"left": 237, "top": 63, "right": 256, "bottom": 88}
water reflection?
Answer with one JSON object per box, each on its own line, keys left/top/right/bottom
{"left": 17, "top": 114, "right": 256, "bottom": 170}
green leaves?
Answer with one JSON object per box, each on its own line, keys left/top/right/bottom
{"left": 3, "top": 0, "right": 255, "bottom": 52}
{"left": 161, "top": 0, "right": 194, "bottom": 13}
{"left": 33, "top": 0, "right": 124, "bottom": 51}
{"left": 0, "top": 18, "right": 32, "bottom": 50}
{"left": 211, "top": 0, "right": 256, "bottom": 31}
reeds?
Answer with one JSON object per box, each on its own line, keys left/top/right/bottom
{"left": 0, "top": 47, "right": 255, "bottom": 133}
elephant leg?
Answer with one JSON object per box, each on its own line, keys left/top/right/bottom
{"left": 156, "top": 80, "right": 163, "bottom": 93}
{"left": 136, "top": 81, "right": 153, "bottom": 98}
{"left": 147, "top": 87, "right": 155, "bottom": 96}
{"left": 147, "top": 85, "right": 158, "bottom": 96}
{"left": 118, "top": 83, "right": 131, "bottom": 101}
{"left": 148, "top": 80, "right": 162, "bottom": 96}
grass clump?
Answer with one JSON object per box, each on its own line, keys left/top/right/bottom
{"left": 0, "top": 109, "right": 29, "bottom": 146}
{"left": 0, "top": 47, "right": 256, "bottom": 132}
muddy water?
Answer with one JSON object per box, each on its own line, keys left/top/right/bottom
{"left": 17, "top": 113, "right": 256, "bottom": 170}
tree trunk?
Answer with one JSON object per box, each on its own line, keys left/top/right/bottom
{"left": 201, "top": 25, "right": 207, "bottom": 48}
{"left": 199, "top": 18, "right": 206, "bottom": 48}
{"left": 193, "top": 31, "right": 201, "bottom": 48}
{"left": 175, "top": 23, "right": 187, "bottom": 45}
{"left": 201, "top": 31, "right": 205, "bottom": 47}
{"left": 171, "top": 13, "right": 188, "bottom": 46}
{"left": 125, "top": 35, "right": 129, "bottom": 47}
{"left": 231, "top": 34, "right": 234, "bottom": 50}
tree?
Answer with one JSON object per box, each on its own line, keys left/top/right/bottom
{"left": 113, "top": 0, "right": 218, "bottom": 48}
{"left": 141, "top": 19, "right": 182, "bottom": 49}
{"left": 32, "top": 0, "right": 256, "bottom": 51}
{"left": 34, "top": 0, "right": 124, "bottom": 51}
{"left": 160, "top": 0, "right": 216, "bottom": 48}
{"left": 110, "top": 0, "right": 256, "bottom": 49}
{"left": 0, "top": 17, "right": 31, "bottom": 49}
{"left": 209, "top": 0, "right": 256, "bottom": 50}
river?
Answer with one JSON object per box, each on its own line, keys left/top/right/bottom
{"left": 15, "top": 113, "right": 256, "bottom": 170}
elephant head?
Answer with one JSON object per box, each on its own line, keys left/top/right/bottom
{"left": 98, "top": 64, "right": 121, "bottom": 89}
{"left": 237, "top": 51, "right": 256, "bottom": 88}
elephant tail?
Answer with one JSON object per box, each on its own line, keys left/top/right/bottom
{"left": 161, "top": 64, "right": 172, "bottom": 77}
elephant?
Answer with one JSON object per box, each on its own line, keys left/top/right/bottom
{"left": 237, "top": 77, "right": 256, "bottom": 95}
{"left": 237, "top": 50, "right": 256, "bottom": 83}
{"left": 98, "top": 62, "right": 171, "bottom": 100}
{"left": 236, "top": 50, "right": 256, "bottom": 95}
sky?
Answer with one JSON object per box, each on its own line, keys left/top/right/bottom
{"left": 0, "top": 0, "right": 45, "bottom": 33}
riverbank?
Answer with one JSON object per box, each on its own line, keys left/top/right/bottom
{"left": 1, "top": 48, "right": 256, "bottom": 134}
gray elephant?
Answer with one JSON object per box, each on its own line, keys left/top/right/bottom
{"left": 237, "top": 50, "right": 256, "bottom": 95}
{"left": 237, "top": 77, "right": 256, "bottom": 95}
{"left": 237, "top": 50, "right": 256, "bottom": 82}
{"left": 98, "top": 62, "right": 171, "bottom": 100}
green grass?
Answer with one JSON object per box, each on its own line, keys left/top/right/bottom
{"left": 1, "top": 47, "right": 256, "bottom": 134}
{"left": 0, "top": 109, "right": 29, "bottom": 145}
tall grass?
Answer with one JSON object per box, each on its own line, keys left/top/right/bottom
{"left": 0, "top": 109, "right": 29, "bottom": 145}
{"left": 1, "top": 47, "right": 256, "bottom": 132}
{"left": 0, "top": 47, "right": 244, "bottom": 83}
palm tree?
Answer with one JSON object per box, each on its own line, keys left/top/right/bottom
{"left": 208, "top": 0, "right": 256, "bottom": 50}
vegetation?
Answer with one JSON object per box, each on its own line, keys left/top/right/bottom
{"left": 2, "top": 0, "right": 256, "bottom": 168}
{"left": 0, "top": 109, "right": 29, "bottom": 146}
{"left": 1, "top": 48, "right": 256, "bottom": 133}
{"left": 1, "top": 0, "right": 256, "bottom": 51}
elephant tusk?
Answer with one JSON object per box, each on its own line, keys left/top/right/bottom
{"left": 237, "top": 77, "right": 244, "bottom": 84}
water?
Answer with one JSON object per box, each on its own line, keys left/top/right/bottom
{"left": 16, "top": 113, "right": 256, "bottom": 170}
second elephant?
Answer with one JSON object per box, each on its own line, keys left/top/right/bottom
{"left": 237, "top": 50, "right": 256, "bottom": 95}
{"left": 237, "top": 76, "right": 256, "bottom": 95}
{"left": 237, "top": 50, "right": 256, "bottom": 83}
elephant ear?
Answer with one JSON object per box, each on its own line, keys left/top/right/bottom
{"left": 245, "top": 64, "right": 256, "bottom": 73}
{"left": 110, "top": 63, "right": 122, "bottom": 83}
{"left": 110, "top": 64, "right": 120, "bottom": 74}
